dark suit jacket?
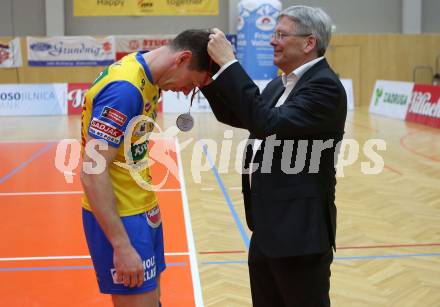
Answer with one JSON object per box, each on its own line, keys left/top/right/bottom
{"left": 201, "top": 59, "right": 347, "bottom": 258}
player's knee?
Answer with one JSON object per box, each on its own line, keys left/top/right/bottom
{"left": 111, "top": 289, "right": 159, "bottom": 307}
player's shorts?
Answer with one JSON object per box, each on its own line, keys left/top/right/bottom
{"left": 82, "top": 205, "right": 166, "bottom": 294}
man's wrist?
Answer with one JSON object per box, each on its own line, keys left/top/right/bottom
{"left": 212, "top": 59, "right": 238, "bottom": 80}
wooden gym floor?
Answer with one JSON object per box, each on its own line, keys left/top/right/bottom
{"left": 0, "top": 105, "right": 439, "bottom": 306}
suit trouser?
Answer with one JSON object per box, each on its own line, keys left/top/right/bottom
{"left": 248, "top": 236, "right": 333, "bottom": 307}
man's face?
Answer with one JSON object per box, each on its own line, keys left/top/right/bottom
{"left": 160, "top": 53, "right": 209, "bottom": 96}
{"left": 270, "top": 16, "right": 313, "bottom": 73}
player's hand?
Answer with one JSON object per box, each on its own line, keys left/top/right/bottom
{"left": 113, "top": 245, "right": 144, "bottom": 288}
{"left": 208, "top": 28, "right": 235, "bottom": 67}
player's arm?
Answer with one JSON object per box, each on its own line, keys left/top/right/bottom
{"left": 81, "top": 135, "right": 144, "bottom": 288}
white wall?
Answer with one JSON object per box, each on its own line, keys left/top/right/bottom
{"left": 281, "top": 0, "right": 402, "bottom": 33}
{"left": 0, "top": 0, "right": 46, "bottom": 36}
{"left": 422, "top": 0, "right": 440, "bottom": 33}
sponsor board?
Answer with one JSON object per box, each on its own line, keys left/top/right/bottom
{"left": 369, "top": 80, "right": 414, "bottom": 120}
{"left": 0, "top": 38, "right": 22, "bottom": 68}
{"left": 27, "top": 36, "right": 115, "bottom": 66}
{"left": 74, "top": 0, "right": 218, "bottom": 16}
{"left": 0, "top": 84, "right": 67, "bottom": 116}
{"left": 68, "top": 83, "right": 90, "bottom": 115}
{"left": 115, "top": 35, "right": 175, "bottom": 60}
{"left": 406, "top": 84, "right": 440, "bottom": 128}
{"left": 341, "top": 79, "right": 354, "bottom": 110}
{"left": 236, "top": 0, "right": 281, "bottom": 79}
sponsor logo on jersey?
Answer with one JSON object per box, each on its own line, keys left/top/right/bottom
{"left": 146, "top": 206, "right": 161, "bottom": 228}
{"left": 89, "top": 117, "right": 123, "bottom": 144}
{"left": 101, "top": 106, "right": 127, "bottom": 126}
{"left": 134, "top": 121, "right": 148, "bottom": 137}
{"left": 131, "top": 141, "right": 148, "bottom": 161}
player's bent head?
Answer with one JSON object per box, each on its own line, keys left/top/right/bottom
{"left": 170, "top": 29, "right": 220, "bottom": 75}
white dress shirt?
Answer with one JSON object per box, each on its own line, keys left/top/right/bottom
{"left": 248, "top": 56, "right": 324, "bottom": 186}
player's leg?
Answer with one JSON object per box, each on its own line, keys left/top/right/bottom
{"left": 82, "top": 209, "right": 162, "bottom": 306}
{"left": 149, "top": 204, "right": 166, "bottom": 307}
{"left": 112, "top": 290, "right": 159, "bottom": 307}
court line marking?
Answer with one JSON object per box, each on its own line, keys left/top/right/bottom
{"left": 383, "top": 164, "right": 403, "bottom": 175}
{"left": 199, "top": 250, "right": 247, "bottom": 255}
{"left": 0, "top": 262, "right": 188, "bottom": 272}
{"left": 0, "top": 252, "right": 190, "bottom": 262}
{"left": 200, "top": 140, "right": 250, "bottom": 249}
{"left": 0, "top": 140, "right": 60, "bottom": 144}
{"left": 334, "top": 253, "right": 440, "bottom": 260}
{"left": 0, "top": 143, "right": 54, "bottom": 184}
{"left": 0, "top": 189, "right": 181, "bottom": 196}
{"left": 338, "top": 242, "right": 440, "bottom": 249}
{"left": 0, "top": 191, "right": 83, "bottom": 196}
{"left": 400, "top": 131, "right": 440, "bottom": 162}
{"left": 201, "top": 252, "right": 440, "bottom": 265}
{"left": 197, "top": 242, "right": 440, "bottom": 255}
{"left": 176, "top": 138, "right": 204, "bottom": 307}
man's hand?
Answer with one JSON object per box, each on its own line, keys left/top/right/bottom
{"left": 113, "top": 245, "right": 145, "bottom": 288}
{"left": 208, "top": 28, "right": 235, "bottom": 67}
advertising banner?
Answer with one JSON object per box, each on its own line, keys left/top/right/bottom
{"left": 236, "top": 0, "right": 281, "bottom": 80}
{"left": 341, "top": 79, "right": 354, "bottom": 110}
{"left": 27, "top": 36, "right": 115, "bottom": 66}
{"left": 68, "top": 83, "right": 90, "bottom": 115}
{"left": 406, "top": 84, "right": 440, "bottom": 129}
{"left": 0, "top": 38, "right": 22, "bottom": 68}
{"left": 115, "top": 35, "right": 175, "bottom": 60}
{"left": 0, "top": 84, "right": 67, "bottom": 116}
{"left": 369, "top": 80, "right": 414, "bottom": 119}
{"left": 74, "top": 0, "right": 218, "bottom": 16}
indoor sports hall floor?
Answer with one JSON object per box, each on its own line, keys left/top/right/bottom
{"left": 0, "top": 106, "right": 439, "bottom": 306}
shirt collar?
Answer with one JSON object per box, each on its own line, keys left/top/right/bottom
{"left": 281, "top": 56, "right": 324, "bottom": 87}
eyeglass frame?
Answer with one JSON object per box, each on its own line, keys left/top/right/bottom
{"left": 271, "top": 31, "right": 312, "bottom": 41}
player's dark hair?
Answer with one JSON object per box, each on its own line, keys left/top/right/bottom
{"left": 169, "top": 29, "right": 220, "bottom": 76}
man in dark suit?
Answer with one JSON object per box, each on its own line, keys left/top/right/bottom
{"left": 201, "top": 6, "right": 347, "bottom": 307}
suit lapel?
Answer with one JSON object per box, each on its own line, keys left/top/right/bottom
{"left": 268, "top": 79, "right": 286, "bottom": 108}
{"left": 281, "top": 58, "right": 330, "bottom": 103}
{"left": 292, "top": 58, "right": 329, "bottom": 90}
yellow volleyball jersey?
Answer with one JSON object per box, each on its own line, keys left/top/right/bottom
{"left": 81, "top": 52, "right": 160, "bottom": 216}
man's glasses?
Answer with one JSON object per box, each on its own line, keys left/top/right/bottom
{"left": 271, "top": 31, "right": 312, "bottom": 41}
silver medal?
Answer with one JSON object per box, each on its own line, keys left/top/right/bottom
{"left": 176, "top": 112, "right": 194, "bottom": 132}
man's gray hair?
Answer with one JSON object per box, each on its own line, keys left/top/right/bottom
{"left": 279, "top": 6, "right": 333, "bottom": 57}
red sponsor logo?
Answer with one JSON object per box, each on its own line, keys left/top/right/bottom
{"left": 91, "top": 118, "right": 123, "bottom": 137}
{"left": 0, "top": 47, "right": 10, "bottom": 64}
{"left": 146, "top": 206, "right": 161, "bottom": 228}
{"left": 406, "top": 84, "right": 440, "bottom": 128}
{"left": 102, "top": 41, "right": 112, "bottom": 52}
{"left": 68, "top": 83, "right": 90, "bottom": 115}
{"left": 89, "top": 118, "right": 124, "bottom": 144}
{"left": 142, "top": 39, "right": 172, "bottom": 49}
{"left": 115, "top": 52, "right": 129, "bottom": 60}
{"left": 101, "top": 106, "right": 127, "bottom": 126}
{"left": 129, "top": 40, "right": 140, "bottom": 50}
